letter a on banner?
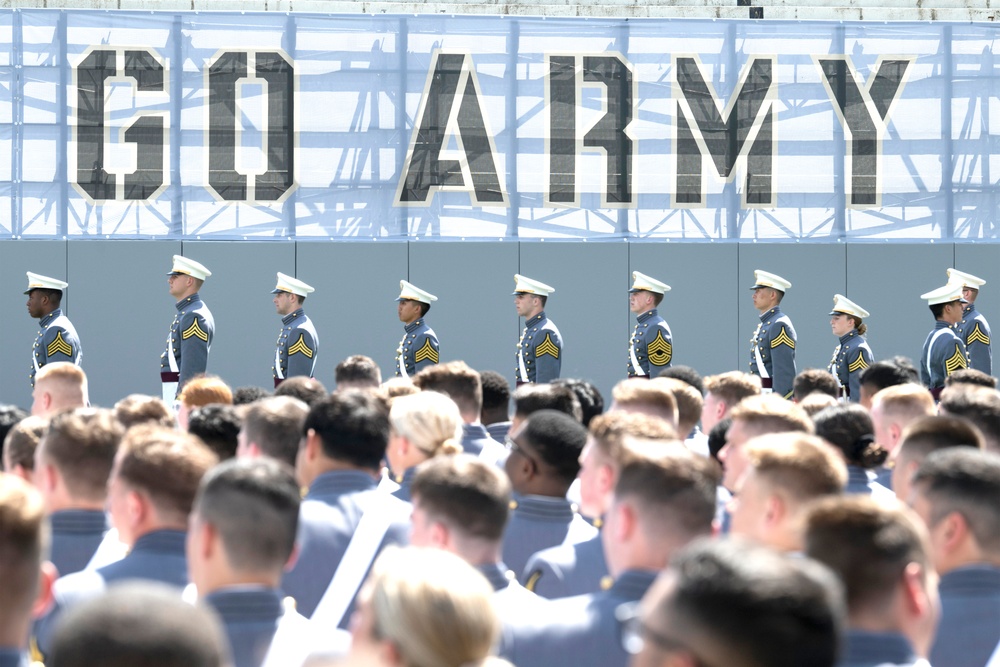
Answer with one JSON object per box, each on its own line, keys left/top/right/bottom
{"left": 395, "top": 51, "right": 507, "bottom": 207}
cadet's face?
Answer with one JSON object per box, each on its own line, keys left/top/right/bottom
{"left": 397, "top": 299, "right": 422, "bottom": 324}
{"left": 727, "top": 470, "right": 769, "bottom": 544}
{"left": 700, "top": 392, "right": 723, "bottom": 434}
{"left": 347, "top": 583, "right": 384, "bottom": 667}
{"left": 751, "top": 287, "right": 775, "bottom": 312}
{"left": 26, "top": 290, "right": 46, "bottom": 319}
{"left": 942, "top": 301, "right": 964, "bottom": 324}
{"left": 167, "top": 273, "right": 189, "bottom": 299}
{"left": 514, "top": 293, "right": 539, "bottom": 318}
{"left": 830, "top": 313, "right": 854, "bottom": 337}
{"left": 273, "top": 291, "right": 298, "bottom": 316}
{"left": 718, "top": 419, "right": 751, "bottom": 492}
{"left": 629, "top": 291, "right": 653, "bottom": 314}
{"left": 962, "top": 287, "right": 977, "bottom": 304}
{"left": 577, "top": 437, "right": 611, "bottom": 519}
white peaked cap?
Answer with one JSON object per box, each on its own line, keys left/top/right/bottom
{"left": 167, "top": 255, "right": 212, "bottom": 281}
{"left": 921, "top": 283, "right": 967, "bottom": 306}
{"left": 629, "top": 271, "right": 671, "bottom": 295}
{"left": 513, "top": 274, "right": 555, "bottom": 296}
{"left": 829, "top": 294, "right": 870, "bottom": 319}
{"left": 397, "top": 280, "right": 438, "bottom": 304}
{"left": 271, "top": 273, "right": 315, "bottom": 298}
{"left": 947, "top": 268, "right": 986, "bottom": 289}
{"left": 750, "top": 270, "right": 792, "bottom": 292}
{"left": 24, "top": 272, "right": 68, "bottom": 294}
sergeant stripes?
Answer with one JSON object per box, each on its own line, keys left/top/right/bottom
{"left": 47, "top": 331, "right": 74, "bottom": 358}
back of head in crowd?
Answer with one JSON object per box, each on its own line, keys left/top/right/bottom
{"left": 113, "top": 394, "right": 176, "bottom": 430}
{"left": 652, "top": 377, "right": 702, "bottom": 436}
{"left": 350, "top": 546, "right": 511, "bottom": 667}
{"left": 701, "top": 371, "right": 761, "bottom": 434}
{"left": 792, "top": 369, "right": 840, "bottom": 402}
{"left": 3, "top": 415, "right": 46, "bottom": 482}
{"left": 870, "top": 384, "right": 935, "bottom": 456}
{"left": 892, "top": 415, "right": 984, "bottom": 503}
{"left": 232, "top": 385, "right": 271, "bottom": 406}
{"left": 720, "top": 394, "right": 813, "bottom": 492}
{"left": 657, "top": 365, "right": 704, "bottom": 396}
{"left": 187, "top": 404, "right": 241, "bottom": 460}
{"left": 274, "top": 376, "right": 328, "bottom": 407}
{"left": 0, "top": 473, "right": 51, "bottom": 651}
{"left": 551, "top": 378, "right": 604, "bottom": 427}
{"left": 511, "top": 383, "right": 582, "bottom": 430}
{"left": 32, "top": 362, "right": 88, "bottom": 417}
{"left": 938, "top": 384, "right": 1000, "bottom": 453}
{"left": 35, "top": 407, "right": 124, "bottom": 510}
{"left": 633, "top": 538, "right": 844, "bottom": 667}
{"left": 858, "top": 356, "right": 920, "bottom": 409}
{"left": 188, "top": 458, "right": 300, "bottom": 593}
{"left": 944, "top": 368, "right": 997, "bottom": 389}
{"left": 812, "top": 403, "right": 886, "bottom": 470}
{"left": 47, "top": 583, "right": 228, "bottom": 667}
{"left": 505, "top": 409, "right": 587, "bottom": 497}
{"left": 335, "top": 355, "right": 381, "bottom": 391}
{"left": 388, "top": 391, "right": 462, "bottom": 473}
{"left": 177, "top": 375, "right": 232, "bottom": 430}
{"left": 238, "top": 396, "right": 309, "bottom": 468}
{"left": 479, "top": 370, "right": 511, "bottom": 427}
{"left": 299, "top": 390, "right": 390, "bottom": 483}
{"left": 611, "top": 378, "right": 679, "bottom": 428}
{"left": 798, "top": 392, "right": 838, "bottom": 417}
{"left": 413, "top": 361, "right": 484, "bottom": 422}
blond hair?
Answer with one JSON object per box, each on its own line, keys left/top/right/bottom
{"left": 390, "top": 392, "right": 463, "bottom": 458}
{"left": 703, "top": 371, "right": 762, "bottom": 406}
{"left": 35, "top": 362, "right": 88, "bottom": 408}
{"left": 745, "top": 433, "right": 848, "bottom": 502}
{"left": 612, "top": 379, "right": 679, "bottom": 426}
{"left": 652, "top": 377, "right": 703, "bottom": 434}
{"left": 872, "top": 384, "right": 935, "bottom": 423}
{"left": 588, "top": 411, "right": 678, "bottom": 467}
{"left": 729, "top": 395, "right": 814, "bottom": 438}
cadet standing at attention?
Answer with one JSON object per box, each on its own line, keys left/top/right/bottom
{"left": 25, "top": 272, "right": 82, "bottom": 388}
{"left": 920, "top": 282, "right": 969, "bottom": 398}
{"left": 395, "top": 280, "right": 439, "bottom": 378}
{"left": 626, "top": 271, "right": 673, "bottom": 378}
{"left": 947, "top": 268, "right": 992, "bottom": 375}
{"left": 160, "top": 255, "right": 214, "bottom": 402}
{"left": 749, "top": 270, "right": 796, "bottom": 398}
{"left": 514, "top": 274, "right": 562, "bottom": 385}
{"left": 828, "top": 294, "right": 874, "bottom": 403}
{"left": 271, "top": 272, "right": 318, "bottom": 387}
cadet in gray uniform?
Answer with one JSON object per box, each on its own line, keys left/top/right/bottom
{"left": 25, "top": 272, "right": 82, "bottom": 389}
{"left": 160, "top": 256, "right": 214, "bottom": 402}
{"left": 920, "top": 282, "right": 969, "bottom": 398}
{"left": 514, "top": 274, "right": 562, "bottom": 385}
{"left": 749, "top": 270, "right": 797, "bottom": 399}
{"left": 271, "top": 272, "right": 319, "bottom": 388}
{"left": 828, "top": 294, "right": 875, "bottom": 403}
{"left": 948, "top": 268, "right": 992, "bottom": 376}
{"left": 627, "top": 271, "right": 673, "bottom": 378}
{"left": 395, "top": 280, "right": 439, "bottom": 379}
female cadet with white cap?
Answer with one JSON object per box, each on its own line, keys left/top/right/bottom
{"left": 827, "top": 294, "right": 874, "bottom": 403}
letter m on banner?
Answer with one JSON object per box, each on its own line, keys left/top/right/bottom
{"left": 672, "top": 56, "right": 776, "bottom": 208}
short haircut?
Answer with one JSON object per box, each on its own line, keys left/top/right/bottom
{"left": 798, "top": 393, "right": 838, "bottom": 417}
{"left": 612, "top": 379, "right": 679, "bottom": 425}
{"left": 520, "top": 410, "right": 589, "bottom": 485}
{"left": 656, "top": 365, "right": 705, "bottom": 396}
{"left": 793, "top": 369, "right": 840, "bottom": 401}
{"left": 897, "top": 415, "right": 985, "bottom": 463}
{"left": 912, "top": 448, "right": 1000, "bottom": 555}
{"left": 512, "top": 383, "right": 582, "bottom": 422}
{"left": 411, "top": 454, "right": 511, "bottom": 541}
{"left": 113, "top": 395, "right": 176, "bottom": 430}
{"left": 0, "top": 405, "right": 28, "bottom": 449}
{"left": 745, "top": 433, "right": 847, "bottom": 502}
{"left": 938, "top": 385, "right": 1000, "bottom": 451}
{"left": 232, "top": 385, "right": 271, "bottom": 406}
{"left": 334, "top": 355, "right": 382, "bottom": 389}
{"left": 588, "top": 411, "right": 678, "bottom": 467}
{"left": 241, "top": 396, "right": 308, "bottom": 468}
{"left": 656, "top": 539, "right": 843, "bottom": 667}
{"left": 187, "top": 405, "right": 241, "bottom": 461}
{"left": 872, "top": 384, "right": 935, "bottom": 424}
{"left": 193, "top": 458, "right": 300, "bottom": 572}
{"left": 34, "top": 287, "right": 63, "bottom": 306}
{"left": 3, "top": 416, "right": 46, "bottom": 473}
{"left": 116, "top": 426, "right": 219, "bottom": 521}
{"left": 729, "top": 395, "right": 813, "bottom": 439}
{"left": 652, "top": 377, "right": 702, "bottom": 434}
{"left": 35, "top": 362, "right": 88, "bottom": 402}
{"left": 479, "top": 370, "right": 511, "bottom": 412}
{"left": 703, "top": 371, "right": 761, "bottom": 407}
{"left": 412, "top": 361, "right": 483, "bottom": 416}
{"left": 859, "top": 357, "right": 920, "bottom": 393}
{"left": 177, "top": 376, "right": 233, "bottom": 409}
{"left": 42, "top": 408, "right": 124, "bottom": 502}
{"left": 381, "top": 378, "right": 419, "bottom": 400}
{"left": 945, "top": 368, "right": 998, "bottom": 389}
{"left": 812, "top": 404, "right": 886, "bottom": 468}
{"left": 47, "top": 583, "right": 227, "bottom": 667}
{"left": 614, "top": 450, "right": 719, "bottom": 540}
{"left": 274, "top": 376, "right": 328, "bottom": 407}
{"left": 303, "top": 390, "right": 389, "bottom": 470}
{"left": 805, "top": 496, "right": 931, "bottom": 614}
{"left": 551, "top": 378, "right": 605, "bottom": 427}
{"left": 0, "top": 474, "right": 46, "bottom": 620}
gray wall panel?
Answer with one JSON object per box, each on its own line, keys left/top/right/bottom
{"left": 738, "top": 244, "right": 847, "bottom": 380}
{"left": 629, "top": 243, "right": 740, "bottom": 376}
{"left": 846, "top": 243, "right": 956, "bottom": 372}
{"left": 407, "top": 242, "right": 518, "bottom": 380}
{"left": 519, "top": 242, "right": 629, "bottom": 402}
{"left": 0, "top": 241, "right": 68, "bottom": 408}
{"left": 295, "top": 242, "right": 409, "bottom": 389}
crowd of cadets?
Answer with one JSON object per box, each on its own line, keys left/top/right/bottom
{"left": 2, "top": 353, "right": 1000, "bottom": 667}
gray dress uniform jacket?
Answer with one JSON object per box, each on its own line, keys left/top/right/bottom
{"left": 627, "top": 309, "right": 673, "bottom": 377}
{"left": 0, "top": 650, "right": 25, "bottom": 667}
{"left": 828, "top": 329, "right": 874, "bottom": 402}
{"left": 521, "top": 531, "right": 609, "bottom": 599}
{"left": 204, "top": 588, "right": 296, "bottom": 667}
{"left": 395, "top": 318, "right": 439, "bottom": 378}
{"left": 930, "top": 565, "right": 1000, "bottom": 667}
{"left": 502, "top": 493, "right": 597, "bottom": 581}
{"left": 839, "top": 630, "right": 922, "bottom": 667}
{"left": 160, "top": 293, "right": 214, "bottom": 392}
{"left": 517, "top": 312, "right": 562, "bottom": 384}
{"left": 273, "top": 307, "right": 318, "bottom": 387}
{"left": 49, "top": 509, "right": 109, "bottom": 578}
{"left": 920, "top": 320, "right": 968, "bottom": 391}
{"left": 749, "top": 307, "right": 797, "bottom": 398}
{"left": 957, "top": 303, "right": 992, "bottom": 375}
{"left": 30, "top": 307, "right": 82, "bottom": 387}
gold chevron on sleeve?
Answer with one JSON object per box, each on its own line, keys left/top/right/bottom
{"left": 182, "top": 318, "right": 209, "bottom": 342}
{"left": 968, "top": 323, "right": 991, "bottom": 346}
{"left": 848, "top": 351, "right": 869, "bottom": 373}
{"left": 524, "top": 570, "right": 543, "bottom": 592}
{"left": 414, "top": 338, "right": 439, "bottom": 364}
{"left": 288, "top": 334, "right": 314, "bottom": 358}
{"left": 47, "top": 331, "right": 74, "bottom": 357}
{"left": 771, "top": 327, "right": 795, "bottom": 349}
{"left": 536, "top": 333, "right": 560, "bottom": 359}
{"left": 944, "top": 345, "right": 969, "bottom": 375}
{"left": 647, "top": 331, "right": 673, "bottom": 366}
